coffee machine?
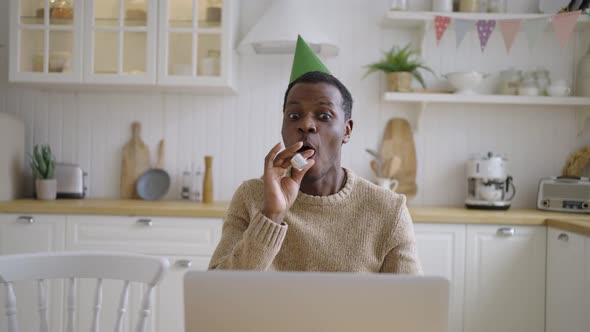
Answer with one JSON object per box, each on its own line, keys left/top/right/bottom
{"left": 466, "top": 152, "right": 516, "bottom": 210}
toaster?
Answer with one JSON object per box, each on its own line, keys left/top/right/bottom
{"left": 55, "top": 163, "right": 87, "bottom": 199}
{"left": 537, "top": 176, "right": 590, "bottom": 213}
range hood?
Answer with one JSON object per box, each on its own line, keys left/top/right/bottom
{"left": 237, "top": 0, "right": 339, "bottom": 57}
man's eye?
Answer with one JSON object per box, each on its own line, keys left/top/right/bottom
{"left": 319, "top": 113, "right": 332, "bottom": 120}
{"left": 288, "top": 113, "right": 300, "bottom": 120}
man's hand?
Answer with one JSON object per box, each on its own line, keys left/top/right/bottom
{"left": 261, "top": 142, "right": 315, "bottom": 224}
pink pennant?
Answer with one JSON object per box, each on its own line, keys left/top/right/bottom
{"left": 434, "top": 16, "right": 451, "bottom": 46}
{"left": 551, "top": 10, "right": 581, "bottom": 48}
{"left": 476, "top": 20, "right": 496, "bottom": 52}
{"left": 498, "top": 19, "right": 522, "bottom": 53}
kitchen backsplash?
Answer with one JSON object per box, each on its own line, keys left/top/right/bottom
{"left": 0, "top": 0, "right": 588, "bottom": 208}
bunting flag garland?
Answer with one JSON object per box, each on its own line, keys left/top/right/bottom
{"left": 434, "top": 16, "right": 451, "bottom": 45}
{"left": 454, "top": 19, "right": 474, "bottom": 48}
{"left": 551, "top": 10, "right": 581, "bottom": 48}
{"left": 498, "top": 19, "right": 522, "bottom": 53}
{"left": 522, "top": 18, "right": 549, "bottom": 51}
{"left": 476, "top": 20, "right": 496, "bottom": 52}
{"left": 431, "top": 11, "right": 580, "bottom": 52}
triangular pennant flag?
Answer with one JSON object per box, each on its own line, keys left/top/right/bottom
{"left": 498, "top": 19, "right": 522, "bottom": 53}
{"left": 551, "top": 10, "right": 581, "bottom": 48}
{"left": 434, "top": 16, "right": 451, "bottom": 46}
{"left": 289, "top": 35, "right": 331, "bottom": 84}
{"left": 522, "top": 18, "right": 549, "bottom": 51}
{"left": 454, "top": 19, "right": 474, "bottom": 48}
{"left": 476, "top": 20, "right": 496, "bottom": 52}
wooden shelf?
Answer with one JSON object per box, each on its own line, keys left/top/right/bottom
{"left": 382, "top": 11, "right": 590, "bottom": 29}
{"left": 383, "top": 92, "right": 590, "bottom": 106}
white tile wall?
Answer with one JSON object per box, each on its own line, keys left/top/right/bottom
{"left": 0, "top": 0, "right": 588, "bottom": 208}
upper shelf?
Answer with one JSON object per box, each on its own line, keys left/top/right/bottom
{"left": 382, "top": 11, "right": 590, "bottom": 30}
{"left": 383, "top": 92, "right": 590, "bottom": 107}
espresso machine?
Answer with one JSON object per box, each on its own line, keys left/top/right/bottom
{"left": 466, "top": 152, "right": 516, "bottom": 210}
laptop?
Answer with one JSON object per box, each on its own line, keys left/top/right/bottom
{"left": 184, "top": 270, "right": 449, "bottom": 332}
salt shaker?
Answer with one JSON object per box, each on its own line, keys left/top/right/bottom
{"left": 181, "top": 170, "right": 191, "bottom": 199}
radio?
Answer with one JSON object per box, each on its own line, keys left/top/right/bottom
{"left": 537, "top": 177, "right": 590, "bottom": 213}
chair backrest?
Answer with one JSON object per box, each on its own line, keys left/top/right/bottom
{"left": 0, "top": 251, "right": 169, "bottom": 332}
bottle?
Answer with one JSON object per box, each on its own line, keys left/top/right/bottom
{"left": 181, "top": 169, "right": 191, "bottom": 199}
{"left": 191, "top": 167, "right": 202, "bottom": 202}
{"left": 202, "top": 156, "right": 213, "bottom": 203}
{"left": 576, "top": 46, "right": 590, "bottom": 96}
{"left": 199, "top": 50, "right": 220, "bottom": 76}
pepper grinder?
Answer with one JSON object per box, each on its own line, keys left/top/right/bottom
{"left": 203, "top": 156, "right": 213, "bottom": 203}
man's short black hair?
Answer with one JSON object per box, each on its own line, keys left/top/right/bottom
{"left": 283, "top": 71, "right": 353, "bottom": 120}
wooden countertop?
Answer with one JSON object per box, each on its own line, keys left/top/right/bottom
{"left": 0, "top": 199, "right": 589, "bottom": 236}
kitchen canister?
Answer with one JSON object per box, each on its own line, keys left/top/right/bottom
{"left": 433, "top": 0, "right": 453, "bottom": 12}
{"left": 576, "top": 46, "right": 590, "bottom": 96}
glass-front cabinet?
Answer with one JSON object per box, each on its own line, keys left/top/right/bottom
{"left": 9, "top": 0, "right": 237, "bottom": 91}
{"left": 9, "top": 0, "right": 84, "bottom": 82}
{"left": 158, "top": 0, "right": 235, "bottom": 89}
{"left": 84, "top": 0, "right": 157, "bottom": 84}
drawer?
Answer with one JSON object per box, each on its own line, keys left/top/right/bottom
{"left": 66, "top": 215, "right": 223, "bottom": 255}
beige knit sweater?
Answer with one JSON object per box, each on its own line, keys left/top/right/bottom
{"left": 208, "top": 168, "right": 422, "bottom": 274}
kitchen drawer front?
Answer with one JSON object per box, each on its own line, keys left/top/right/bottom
{"left": 66, "top": 215, "right": 223, "bottom": 255}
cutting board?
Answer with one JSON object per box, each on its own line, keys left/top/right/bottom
{"left": 379, "top": 118, "right": 417, "bottom": 200}
{"left": 120, "top": 122, "right": 151, "bottom": 199}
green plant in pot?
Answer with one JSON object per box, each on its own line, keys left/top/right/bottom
{"left": 365, "top": 44, "right": 434, "bottom": 92}
{"left": 29, "top": 144, "right": 57, "bottom": 200}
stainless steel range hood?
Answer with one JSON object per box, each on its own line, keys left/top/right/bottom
{"left": 237, "top": 0, "right": 339, "bottom": 57}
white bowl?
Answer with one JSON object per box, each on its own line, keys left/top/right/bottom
{"left": 444, "top": 71, "right": 488, "bottom": 95}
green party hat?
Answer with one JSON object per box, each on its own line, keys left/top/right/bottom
{"left": 289, "top": 35, "right": 332, "bottom": 83}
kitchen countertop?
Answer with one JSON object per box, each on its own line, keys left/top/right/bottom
{"left": 0, "top": 199, "right": 589, "bottom": 236}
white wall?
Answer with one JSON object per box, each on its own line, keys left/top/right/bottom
{"left": 0, "top": 0, "right": 588, "bottom": 208}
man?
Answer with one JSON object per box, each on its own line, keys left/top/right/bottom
{"left": 208, "top": 36, "right": 422, "bottom": 274}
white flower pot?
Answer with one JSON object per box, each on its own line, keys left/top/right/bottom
{"left": 36, "top": 179, "right": 57, "bottom": 200}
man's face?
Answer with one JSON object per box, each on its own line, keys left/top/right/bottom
{"left": 281, "top": 82, "right": 353, "bottom": 180}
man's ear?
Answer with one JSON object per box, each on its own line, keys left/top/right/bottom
{"left": 343, "top": 119, "right": 353, "bottom": 144}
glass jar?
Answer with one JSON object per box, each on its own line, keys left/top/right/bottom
{"left": 459, "top": 0, "right": 479, "bottom": 12}
{"left": 199, "top": 50, "right": 220, "bottom": 76}
{"left": 49, "top": 0, "right": 73, "bottom": 19}
{"left": 534, "top": 68, "right": 550, "bottom": 96}
{"left": 487, "top": 0, "right": 507, "bottom": 12}
{"left": 498, "top": 68, "right": 521, "bottom": 95}
{"left": 390, "top": 0, "right": 408, "bottom": 11}
{"left": 206, "top": 0, "right": 222, "bottom": 24}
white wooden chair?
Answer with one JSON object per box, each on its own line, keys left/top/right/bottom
{"left": 0, "top": 251, "right": 169, "bottom": 332}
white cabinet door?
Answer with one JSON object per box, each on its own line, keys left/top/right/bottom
{"left": 154, "top": 255, "right": 211, "bottom": 332}
{"left": 586, "top": 236, "right": 590, "bottom": 329}
{"left": 157, "top": 0, "right": 237, "bottom": 91}
{"left": 0, "top": 213, "right": 66, "bottom": 332}
{"left": 464, "top": 225, "right": 546, "bottom": 332}
{"left": 546, "top": 228, "right": 586, "bottom": 332}
{"left": 9, "top": 0, "right": 84, "bottom": 83}
{"left": 414, "top": 223, "right": 465, "bottom": 332}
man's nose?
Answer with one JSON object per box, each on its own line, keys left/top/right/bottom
{"left": 298, "top": 116, "right": 317, "bottom": 133}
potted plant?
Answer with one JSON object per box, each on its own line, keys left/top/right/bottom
{"left": 365, "top": 44, "right": 434, "bottom": 92}
{"left": 30, "top": 144, "right": 57, "bottom": 200}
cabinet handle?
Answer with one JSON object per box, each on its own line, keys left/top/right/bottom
{"left": 17, "top": 216, "right": 35, "bottom": 224}
{"left": 497, "top": 227, "right": 515, "bottom": 236}
{"left": 558, "top": 233, "right": 569, "bottom": 242}
{"left": 175, "top": 260, "right": 192, "bottom": 268}
{"left": 136, "top": 219, "right": 153, "bottom": 227}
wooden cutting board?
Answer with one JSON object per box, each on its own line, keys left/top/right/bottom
{"left": 379, "top": 118, "right": 417, "bottom": 200}
{"left": 120, "top": 122, "right": 151, "bottom": 199}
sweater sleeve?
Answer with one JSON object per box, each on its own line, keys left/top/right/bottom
{"left": 208, "top": 182, "right": 288, "bottom": 271}
{"left": 380, "top": 195, "right": 423, "bottom": 275}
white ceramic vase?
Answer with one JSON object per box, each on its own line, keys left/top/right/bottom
{"left": 36, "top": 178, "right": 57, "bottom": 200}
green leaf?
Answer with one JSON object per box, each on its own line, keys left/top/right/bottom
{"left": 46, "top": 160, "right": 55, "bottom": 179}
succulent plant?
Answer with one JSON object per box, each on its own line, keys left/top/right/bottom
{"left": 29, "top": 144, "right": 55, "bottom": 180}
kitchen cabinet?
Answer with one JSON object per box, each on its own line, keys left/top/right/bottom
{"left": 463, "top": 225, "right": 546, "bottom": 332}
{"left": 154, "top": 255, "right": 210, "bottom": 332}
{"left": 64, "top": 214, "right": 223, "bottom": 332}
{"left": 546, "top": 228, "right": 587, "bottom": 332}
{"left": 9, "top": 0, "right": 238, "bottom": 91}
{"left": 0, "top": 214, "right": 66, "bottom": 332}
{"left": 413, "top": 223, "right": 465, "bottom": 332}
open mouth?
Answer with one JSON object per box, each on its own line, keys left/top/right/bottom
{"left": 297, "top": 145, "right": 315, "bottom": 154}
